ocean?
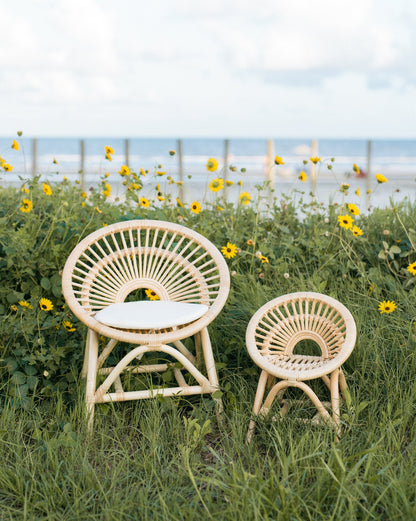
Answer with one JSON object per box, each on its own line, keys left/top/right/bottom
{"left": 1, "top": 137, "right": 416, "bottom": 210}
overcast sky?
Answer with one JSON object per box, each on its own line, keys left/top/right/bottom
{"left": 1, "top": 0, "right": 416, "bottom": 138}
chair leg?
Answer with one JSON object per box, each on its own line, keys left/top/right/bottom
{"left": 246, "top": 370, "right": 268, "bottom": 444}
{"left": 330, "top": 369, "right": 341, "bottom": 439}
{"left": 85, "top": 329, "right": 99, "bottom": 435}
{"left": 199, "top": 327, "right": 223, "bottom": 420}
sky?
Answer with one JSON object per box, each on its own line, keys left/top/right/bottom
{"left": 1, "top": 0, "right": 416, "bottom": 138}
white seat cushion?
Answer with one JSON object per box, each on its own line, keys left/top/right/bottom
{"left": 94, "top": 301, "right": 209, "bottom": 330}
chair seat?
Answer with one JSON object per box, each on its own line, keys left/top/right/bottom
{"left": 94, "top": 301, "right": 209, "bottom": 330}
{"left": 265, "top": 354, "right": 329, "bottom": 376}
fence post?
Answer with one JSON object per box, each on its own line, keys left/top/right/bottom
{"left": 366, "top": 140, "right": 372, "bottom": 209}
{"left": 266, "top": 139, "right": 275, "bottom": 200}
{"left": 125, "top": 139, "right": 130, "bottom": 168}
{"left": 223, "top": 139, "right": 229, "bottom": 201}
{"left": 80, "top": 139, "right": 85, "bottom": 189}
{"left": 177, "top": 139, "right": 184, "bottom": 202}
{"left": 31, "top": 138, "right": 37, "bottom": 178}
{"left": 310, "top": 139, "right": 319, "bottom": 194}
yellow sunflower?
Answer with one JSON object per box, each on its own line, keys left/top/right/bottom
{"left": 139, "top": 197, "right": 150, "bottom": 208}
{"left": 239, "top": 191, "right": 251, "bottom": 205}
{"left": 298, "top": 171, "right": 307, "bottom": 182}
{"left": 376, "top": 173, "right": 388, "bottom": 184}
{"left": 102, "top": 183, "right": 111, "bottom": 197}
{"left": 378, "top": 300, "right": 396, "bottom": 314}
{"left": 310, "top": 156, "right": 321, "bottom": 164}
{"left": 338, "top": 215, "right": 353, "bottom": 230}
{"left": 176, "top": 198, "right": 184, "bottom": 208}
{"left": 206, "top": 158, "right": 218, "bottom": 172}
{"left": 20, "top": 199, "right": 33, "bottom": 213}
{"left": 247, "top": 239, "right": 255, "bottom": 246}
{"left": 274, "top": 156, "right": 285, "bottom": 165}
{"left": 3, "top": 163, "right": 13, "bottom": 171}
{"left": 352, "top": 163, "right": 360, "bottom": 175}
{"left": 18, "top": 300, "right": 33, "bottom": 309}
{"left": 221, "top": 242, "right": 237, "bottom": 259}
{"left": 352, "top": 225, "right": 363, "bottom": 237}
{"left": 190, "top": 201, "right": 201, "bottom": 214}
{"left": 347, "top": 203, "right": 360, "bottom": 216}
{"left": 407, "top": 261, "right": 416, "bottom": 276}
{"left": 145, "top": 289, "right": 160, "bottom": 301}
{"left": 119, "top": 165, "right": 130, "bottom": 176}
{"left": 209, "top": 177, "right": 224, "bottom": 192}
{"left": 355, "top": 188, "right": 360, "bottom": 197}
{"left": 62, "top": 320, "right": 76, "bottom": 332}
{"left": 42, "top": 183, "right": 53, "bottom": 196}
{"left": 39, "top": 298, "right": 53, "bottom": 311}
{"left": 11, "top": 139, "right": 19, "bottom": 151}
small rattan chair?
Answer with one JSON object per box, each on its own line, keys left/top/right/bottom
{"left": 246, "top": 292, "right": 356, "bottom": 442}
{"left": 62, "top": 220, "right": 230, "bottom": 432}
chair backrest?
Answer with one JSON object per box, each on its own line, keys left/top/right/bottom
{"left": 62, "top": 220, "right": 230, "bottom": 342}
{"left": 246, "top": 292, "right": 357, "bottom": 380}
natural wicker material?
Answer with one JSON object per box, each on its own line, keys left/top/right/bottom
{"left": 62, "top": 220, "right": 230, "bottom": 432}
{"left": 245, "top": 292, "right": 356, "bottom": 442}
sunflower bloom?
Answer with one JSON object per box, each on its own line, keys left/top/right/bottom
{"left": 105, "top": 146, "right": 114, "bottom": 155}
{"left": 102, "top": 183, "right": 111, "bottom": 197}
{"left": 352, "top": 225, "right": 363, "bottom": 237}
{"left": 221, "top": 242, "right": 237, "bottom": 259}
{"left": 407, "top": 262, "right": 416, "bottom": 276}
{"left": 139, "top": 197, "right": 150, "bottom": 208}
{"left": 310, "top": 156, "right": 321, "bottom": 164}
{"left": 378, "top": 300, "right": 396, "bottom": 314}
{"left": 298, "top": 171, "right": 307, "bottom": 182}
{"left": 206, "top": 158, "right": 218, "bottom": 172}
{"left": 157, "top": 192, "right": 165, "bottom": 201}
{"left": 176, "top": 198, "right": 184, "bottom": 208}
{"left": 20, "top": 199, "right": 33, "bottom": 213}
{"left": 190, "top": 201, "right": 201, "bottom": 214}
{"left": 3, "top": 163, "right": 13, "bottom": 171}
{"left": 274, "top": 156, "right": 285, "bottom": 165}
{"left": 225, "top": 180, "right": 234, "bottom": 186}
{"left": 376, "top": 173, "right": 388, "bottom": 184}
{"left": 39, "top": 298, "right": 53, "bottom": 311}
{"left": 239, "top": 191, "right": 251, "bottom": 205}
{"left": 338, "top": 215, "right": 354, "bottom": 230}
{"left": 258, "top": 254, "right": 269, "bottom": 264}
{"left": 169, "top": 150, "right": 176, "bottom": 156}
{"left": 11, "top": 139, "right": 19, "bottom": 151}
{"left": 119, "top": 165, "right": 130, "bottom": 176}
{"left": 42, "top": 183, "right": 53, "bottom": 196}
{"left": 145, "top": 289, "right": 160, "bottom": 301}
{"left": 247, "top": 239, "right": 255, "bottom": 246}
{"left": 53, "top": 158, "right": 58, "bottom": 164}
{"left": 347, "top": 203, "right": 360, "bottom": 216}
{"left": 209, "top": 177, "right": 224, "bottom": 192}
{"left": 18, "top": 300, "right": 33, "bottom": 309}
{"left": 62, "top": 320, "right": 76, "bottom": 332}
{"left": 355, "top": 188, "right": 360, "bottom": 197}
{"left": 352, "top": 163, "right": 360, "bottom": 175}
{"left": 156, "top": 171, "right": 166, "bottom": 176}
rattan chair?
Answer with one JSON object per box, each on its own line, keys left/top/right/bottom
{"left": 246, "top": 292, "right": 356, "bottom": 442}
{"left": 62, "top": 220, "right": 230, "bottom": 432}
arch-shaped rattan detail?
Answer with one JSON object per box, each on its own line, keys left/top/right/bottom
{"left": 246, "top": 292, "right": 356, "bottom": 381}
{"left": 62, "top": 220, "right": 230, "bottom": 344}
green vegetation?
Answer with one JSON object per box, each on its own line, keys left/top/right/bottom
{"left": 0, "top": 146, "right": 416, "bottom": 519}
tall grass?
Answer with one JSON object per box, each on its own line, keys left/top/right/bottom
{"left": 1, "top": 148, "right": 416, "bottom": 519}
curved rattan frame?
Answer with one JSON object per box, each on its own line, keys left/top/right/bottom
{"left": 246, "top": 292, "right": 356, "bottom": 442}
{"left": 62, "top": 219, "right": 230, "bottom": 432}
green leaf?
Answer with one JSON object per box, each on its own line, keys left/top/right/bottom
{"left": 24, "top": 366, "right": 37, "bottom": 376}
{"left": 27, "top": 376, "right": 39, "bottom": 390}
{"left": 41, "top": 277, "right": 51, "bottom": 290}
{"left": 10, "top": 371, "right": 26, "bottom": 385}
{"left": 389, "top": 245, "right": 401, "bottom": 255}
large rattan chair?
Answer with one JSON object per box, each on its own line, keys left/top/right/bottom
{"left": 62, "top": 220, "right": 230, "bottom": 432}
{"left": 246, "top": 292, "right": 356, "bottom": 442}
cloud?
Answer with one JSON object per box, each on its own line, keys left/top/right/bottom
{"left": 169, "top": 0, "right": 416, "bottom": 87}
